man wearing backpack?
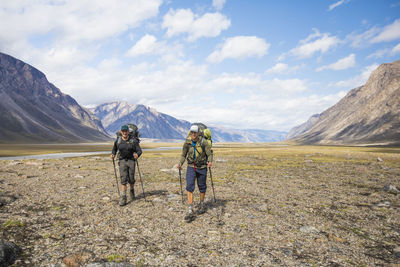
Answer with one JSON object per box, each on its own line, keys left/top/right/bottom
{"left": 177, "top": 125, "right": 213, "bottom": 222}
{"left": 110, "top": 125, "right": 142, "bottom": 206}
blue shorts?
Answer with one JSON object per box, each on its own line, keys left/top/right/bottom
{"left": 186, "top": 166, "right": 207, "bottom": 193}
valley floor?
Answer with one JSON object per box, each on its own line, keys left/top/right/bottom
{"left": 0, "top": 144, "right": 399, "bottom": 266}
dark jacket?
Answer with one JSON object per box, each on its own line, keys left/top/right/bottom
{"left": 112, "top": 136, "right": 142, "bottom": 160}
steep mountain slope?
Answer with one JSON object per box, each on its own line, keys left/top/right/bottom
{"left": 0, "top": 52, "right": 110, "bottom": 143}
{"left": 286, "top": 114, "right": 320, "bottom": 139}
{"left": 291, "top": 60, "right": 400, "bottom": 145}
{"left": 92, "top": 101, "right": 287, "bottom": 142}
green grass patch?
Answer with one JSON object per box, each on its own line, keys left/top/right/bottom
{"left": 2, "top": 219, "right": 24, "bottom": 228}
{"left": 107, "top": 254, "right": 124, "bottom": 263}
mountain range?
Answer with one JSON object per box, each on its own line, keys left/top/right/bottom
{"left": 288, "top": 60, "right": 400, "bottom": 146}
{"left": 91, "top": 101, "right": 288, "bottom": 142}
{"left": 1, "top": 51, "right": 398, "bottom": 145}
{"left": 0, "top": 52, "right": 286, "bottom": 143}
{"left": 0, "top": 52, "right": 109, "bottom": 143}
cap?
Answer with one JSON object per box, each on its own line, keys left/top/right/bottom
{"left": 121, "top": 125, "right": 129, "bottom": 131}
{"left": 189, "top": 125, "right": 199, "bottom": 133}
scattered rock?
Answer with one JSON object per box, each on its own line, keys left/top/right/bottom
{"left": 63, "top": 251, "right": 93, "bottom": 267}
{"left": 383, "top": 184, "right": 399, "bottom": 194}
{"left": 25, "top": 161, "right": 44, "bottom": 166}
{"left": 74, "top": 174, "right": 84, "bottom": 179}
{"left": 86, "top": 264, "right": 135, "bottom": 267}
{"left": 102, "top": 197, "right": 111, "bottom": 201}
{"left": 167, "top": 194, "right": 180, "bottom": 200}
{"left": 377, "top": 157, "right": 383, "bottom": 162}
{"left": 0, "top": 239, "right": 21, "bottom": 266}
{"left": 393, "top": 246, "right": 400, "bottom": 258}
{"left": 160, "top": 167, "right": 179, "bottom": 174}
{"left": 7, "top": 161, "right": 22, "bottom": 166}
{"left": 0, "top": 194, "right": 17, "bottom": 207}
{"left": 299, "top": 226, "right": 319, "bottom": 234}
{"left": 374, "top": 201, "right": 391, "bottom": 208}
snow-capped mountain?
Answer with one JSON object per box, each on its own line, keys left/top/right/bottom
{"left": 92, "top": 101, "right": 287, "bottom": 142}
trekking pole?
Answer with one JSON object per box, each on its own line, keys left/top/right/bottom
{"left": 179, "top": 168, "right": 184, "bottom": 204}
{"left": 112, "top": 158, "right": 120, "bottom": 197}
{"left": 209, "top": 167, "right": 216, "bottom": 203}
{"left": 135, "top": 160, "right": 147, "bottom": 202}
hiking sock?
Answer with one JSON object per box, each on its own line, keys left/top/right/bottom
{"left": 120, "top": 191, "right": 127, "bottom": 206}
{"left": 198, "top": 201, "right": 205, "bottom": 214}
{"left": 188, "top": 204, "right": 193, "bottom": 213}
{"left": 130, "top": 189, "right": 135, "bottom": 201}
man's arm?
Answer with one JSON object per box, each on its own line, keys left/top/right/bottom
{"left": 134, "top": 140, "right": 142, "bottom": 159}
{"left": 178, "top": 142, "right": 189, "bottom": 168}
{"left": 205, "top": 141, "right": 213, "bottom": 167}
{"left": 110, "top": 139, "right": 118, "bottom": 159}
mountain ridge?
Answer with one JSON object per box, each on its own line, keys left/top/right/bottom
{"left": 0, "top": 52, "right": 110, "bottom": 143}
{"left": 289, "top": 60, "right": 400, "bottom": 145}
{"left": 92, "top": 101, "right": 287, "bottom": 142}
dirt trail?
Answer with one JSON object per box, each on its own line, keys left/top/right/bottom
{"left": 0, "top": 146, "right": 399, "bottom": 266}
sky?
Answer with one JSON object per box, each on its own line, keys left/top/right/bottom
{"left": 1, "top": 0, "right": 399, "bottom": 132}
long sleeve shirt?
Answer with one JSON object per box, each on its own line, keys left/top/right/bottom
{"left": 112, "top": 137, "right": 142, "bottom": 160}
{"left": 179, "top": 136, "right": 213, "bottom": 168}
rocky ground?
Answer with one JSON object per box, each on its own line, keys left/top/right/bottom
{"left": 0, "top": 145, "right": 399, "bottom": 266}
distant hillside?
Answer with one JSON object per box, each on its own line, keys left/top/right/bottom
{"left": 289, "top": 60, "right": 400, "bottom": 145}
{"left": 286, "top": 114, "right": 320, "bottom": 139}
{"left": 0, "top": 52, "right": 110, "bottom": 143}
{"left": 92, "top": 101, "right": 287, "bottom": 142}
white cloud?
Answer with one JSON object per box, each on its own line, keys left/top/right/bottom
{"left": 266, "top": 63, "right": 288, "bottom": 74}
{"left": 316, "top": 53, "right": 355, "bottom": 71}
{"left": 162, "top": 8, "right": 230, "bottom": 41}
{"left": 371, "top": 19, "right": 400, "bottom": 43}
{"left": 265, "top": 63, "right": 303, "bottom": 74}
{"left": 346, "top": 27, "right": 379, "bottom": 48}
{"left": 332, "top": 63, "right": 379, "bottom": 88}
{"left": 207, "top": 36, "right": 270, "bottom": 63}
{"left": 0, "top": 0, "right": 162, "bottom": 44}
{"left": 287, "top": 29, "right": 340, "bottom": 59}
{"left": 328, "top": 0, "right": 350, "bottom": 11}
{"left": 126, "top": 34, "right": 159, "bottom": 57}
{"left": 367, "top": 48, "right": 390, "bottom": 59}
{"left": 392, "top": 43, "right": 400, "bottom": 54}
{"left": 213, "top": 0, "right": 226, "bottom": 10}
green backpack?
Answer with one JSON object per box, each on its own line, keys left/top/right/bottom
{"left": 187, "top": 123, "right": 212, "bottom": 149}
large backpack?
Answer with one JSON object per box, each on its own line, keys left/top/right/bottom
{"left": 187, "top": 122, "right": 212, "bottom": 149}
{"left": 116, "top": 123, "right": 140, "bottom": 146}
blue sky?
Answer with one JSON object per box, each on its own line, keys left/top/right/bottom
{"left": 1, "top": 0, "right": 399, "bottom": 131}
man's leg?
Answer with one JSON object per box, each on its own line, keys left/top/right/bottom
{"left": 127, "top": 160, "right": 136, "bottom": 201}
{"left": 119, "top": 160, "right": 129, "bottom": 206}
{"left": 185, "top": 166, "right": 196, "bottom": 221}
{"left": 197, "top": 168, "right": 207, "bottom": 214}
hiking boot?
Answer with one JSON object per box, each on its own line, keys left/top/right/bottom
{"left": 130, "top": 189, "right": 135, "bottom": 201}
{"left": 184, "top": 206, "right": 195, "bottom": 222}
{"left": 119, "top": 195, "right": 127, "bottom": 206}
{"left": 197, "top": 202, "right": 206, "bottom": 214}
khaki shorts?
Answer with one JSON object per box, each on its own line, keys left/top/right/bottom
{"left": 118, "top": 159, "right": 135, "bottom": 185}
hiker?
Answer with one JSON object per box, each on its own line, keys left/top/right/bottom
{"left": 177, "top": 124, "right": 213, "bottom": 221}
{"left": 111, "top": 124, "right": 142, "bottom": 206}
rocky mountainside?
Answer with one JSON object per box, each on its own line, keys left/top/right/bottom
{"left": 289, "top": 60, "right": 400, "bottom": 145}
{"left": 286, "top": 114, "right": 321, "bottom": 139}
{"left": 92, "top": 102, "right": 191, "bottom": 140}
{"left": 0, "top": 52, "right": 110, "bottom": 143}
{"left": 92, "top": 101, "right": 287, "bottom": 142}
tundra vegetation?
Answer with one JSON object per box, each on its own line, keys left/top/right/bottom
{"left": 0, "top": 143, "right": 399, "bottom": 266}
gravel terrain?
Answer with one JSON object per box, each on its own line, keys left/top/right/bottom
{"left": 0, "top": 145, "right": 399, "bottom": 266}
